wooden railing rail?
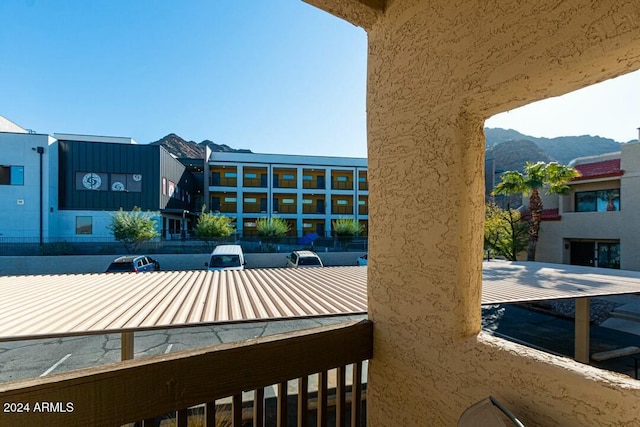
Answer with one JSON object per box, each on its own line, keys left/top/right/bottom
{"left": 0, "top": 320, "right": 373, "bottom": 427}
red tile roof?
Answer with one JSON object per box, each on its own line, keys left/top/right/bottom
{"left": 572, "top": 159, "right": 622, "bottom": 181}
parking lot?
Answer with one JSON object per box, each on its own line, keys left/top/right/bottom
{"left": 0, "top": 315, "right": 367, "bottom": 383}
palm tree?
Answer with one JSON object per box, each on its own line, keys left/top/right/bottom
{"left": 492, "top": 161, "right": 579, "bottom": 261}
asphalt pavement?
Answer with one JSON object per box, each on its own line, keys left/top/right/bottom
{"left": 482, "top": 304, "right": 640, "bottom": 379}
{"left": 0, "top": 314, "right": 367, "bottom": 383}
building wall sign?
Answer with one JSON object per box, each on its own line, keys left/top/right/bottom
{"left": 75, "top": 172, "right": 142, "bottom": 192}
{"left": 76, "top": 172, "right": 108, "bottom": 191}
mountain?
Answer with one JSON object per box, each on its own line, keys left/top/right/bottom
{"left": 150, "top": 128, "right": 629, "bottom": 168}
{"left": 484, "top": 128, "right": 624, "bottom": 164}
{"left": 149, "top": 133, "right": 252, "bottom": 158}
{"left": 483, "top": 128, "right": 630, "bottom": 203}
{"left": 486, "top": 139, "right": 553, "bottom": 173}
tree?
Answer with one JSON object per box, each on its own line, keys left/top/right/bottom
{"left": 256, "top": 217, "right": 290, "bottom": 252}
{"left": 194, "top": 207, "right": 235, "bottom": 251}
{"left": 107, "top": 207, "right": 160, "bottom": 253}
{"left": 332, "top": 218, "right": 364, "bottom": 251}
{"left": 484, "top": 203, "right": 528, "bottom": 261}
{"left": 492, "top": 161, "right": 579, "bottom": 261}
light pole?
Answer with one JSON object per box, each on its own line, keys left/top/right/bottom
{"left": 32, "top": 146, "right": 45, "bottom": 246}
{"left": 181, "top": 209, "right": 189, "bottom": 240}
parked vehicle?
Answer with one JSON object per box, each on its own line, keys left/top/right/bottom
{"left": 286, "top": 250, "right": 323, "bottom": 268}
{"left": 205, "top": 245, "right": 246, "bottom": 271}
{"left": 357, "top": 254, "right": 368, "bottom": 266}
{"left": 105, "top": 255, "right": 160, "bottom": 273}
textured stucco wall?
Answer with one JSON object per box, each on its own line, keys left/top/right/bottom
{"left": 306, "top": 0, "right": 640, "bottom": 425}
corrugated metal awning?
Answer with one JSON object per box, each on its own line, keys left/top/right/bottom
{"left": 2, "top": 261, "right": 640, "bottom": 341}
{"left": 0, "top": 267, "right": 367, "bottom": 341}
{"left": 482, "top": 261, "right": 640, "bottom": 304}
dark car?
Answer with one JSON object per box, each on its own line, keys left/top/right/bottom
{"left": 105, "top": 255, "right": 160, "bottom": 273}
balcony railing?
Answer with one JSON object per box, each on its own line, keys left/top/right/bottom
{"left": 332, "top": 181, "right": 353, "bottom": 190}
{"left": 274, "top": 180, "right": 297, "bottom": 189}
{"left": 303, "top": 206, "right": 325, "bottom": 214}
{"left": 274, "top": 205, "right": 297, "bottom": 214}
{"left": 211, "top": 203, "right": 237, "bottom": 213}
{"left": 358, "top": 206, "right": 369, "bottom": 215}
{"left": 303, "top": 181, "right": 326, "bottom": 190}
{"left": 332, "top": 205, "right": 353, "bottom": 215}
{"left": 244, "top": 204, "right": 266, "bottom": 213}
{"left": 244, "top": 178, "right": 267, "bottom": 188}
{"left": 0, "top": 320, "right": 373, "bottom": 427}
{"left": 211, "top": 178, "right": 237, "bottom": 187}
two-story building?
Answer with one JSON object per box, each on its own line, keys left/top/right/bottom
{"left": 534, "top": 142, "right": 640, "bottom": 270}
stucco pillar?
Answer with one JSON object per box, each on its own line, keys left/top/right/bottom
{"left": 366, "top": 103, "right": 486, "bottom": 425}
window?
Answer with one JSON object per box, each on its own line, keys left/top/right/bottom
{"left": 302, "top": 199, "right": 313, "bottom": 204}
{"left": 244, "top": 173, "right": 257, "bottom": 179}
{"left": 282, "top": 198, "right": 295, "bottom": 204}
{"left": 598, "top": 243, "right": 620, "bottom": 269}
{"left": 224, "top": 172, "right": 237, "bottom": 178}
{"left": 224, "top": 197, "right": 237, "bottom": 203}
{"left": 244, "top": 197, "right": 257, "bottom": 203}
{"left": 303, "top": 223, "right": 313, "bottom": 228}
{"left": 282, "top": 174, "right": 295, "bottom": 180}
{"left": 303, "top": 175, "right": 313, "bottom": 181}
{"left": 109, "top": 173, "right": 143, "bottom": 192}
{"left": 358, "top": 200, "right": 366, "bottom": 205}
{"left": 358, "top": 176, "right": 367, "bottom": 182}
{"left": 337, "top": 176, "right": 349, "bottom": 182}
{"left": 76, "top": 216, "right": 93, "bottom": 234}
{"left": 0, "top": 165, "right": 24, "bottom": 185}
{"left": 337, "top": 200, "right": 349, "bottom": 205}
{"left": 575, "top": 189, "right": 620, "bottom": 212}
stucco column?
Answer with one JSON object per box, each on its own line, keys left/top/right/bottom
{"left": 366, "top": 112, "right": 485, "bottom": 425}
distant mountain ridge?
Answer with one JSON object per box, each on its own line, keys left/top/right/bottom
{"left": 149, "top": 133, "right": 251, "bottom": 158}
{"left": 484, "top": 127, "right": 632, "bottom": 201}
{"left": 484, "top": 128, "right": 626, "bottom": 165}
{"left": 150, "top": 129, "right": 632, "bottom": 169}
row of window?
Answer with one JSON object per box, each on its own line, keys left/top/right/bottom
{"left": 220, "top": 171, "right": 366, "bottom": 181}
{"left": 162, "top": 177, "right": 190, "bottom": 203}
{"left": 219, "top": 197, "right": 366, "bottom": 205}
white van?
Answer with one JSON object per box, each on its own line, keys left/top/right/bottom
{"left": 205, "top": 245, "right": 246, "bottom": 271}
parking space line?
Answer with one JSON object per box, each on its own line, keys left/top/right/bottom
{"left": 164, "top": 344, "right": 173, "bottom": 354}
{"left": 40, "top": 353, "right": 72, "bottom": 377}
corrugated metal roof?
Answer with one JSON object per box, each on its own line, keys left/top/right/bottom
{"left": 482, "top": 261, "right": 640, "bottom": 304}
{"left": 2, "top": 262, "right": 640, "bottom": 341}
{"left": 0, "top": 267, "right": 367, "bottom": 341}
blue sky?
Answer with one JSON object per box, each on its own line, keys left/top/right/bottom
{"left": 0, "top": 1, "right": 367, "bottom": 156}
{"left": 1, "top": 1, "right": 638, "bottom": 157}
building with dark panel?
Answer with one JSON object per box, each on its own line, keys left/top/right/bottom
{"left": 0, "top": 117, "right": 196, "bottom": 242}
{"left": 52, "top": 134, "right": 195, "bottom": 240}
